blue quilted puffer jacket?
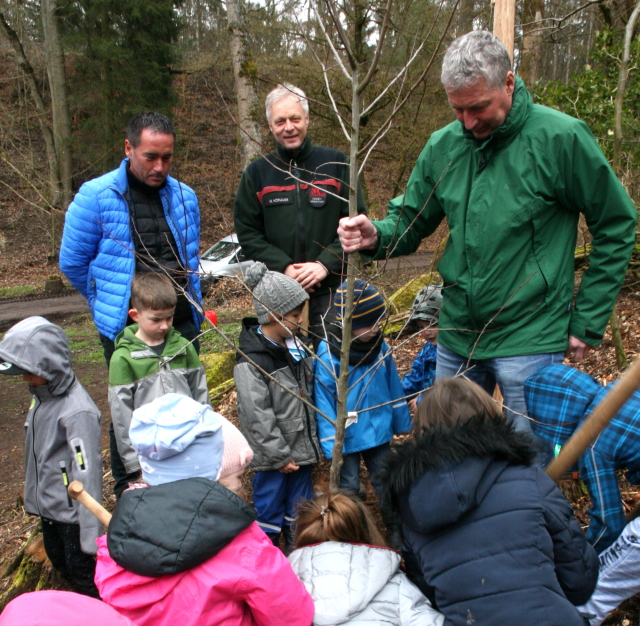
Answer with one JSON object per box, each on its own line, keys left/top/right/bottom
{"left": 60, "top": 159, "right": 203, "bottom": 340}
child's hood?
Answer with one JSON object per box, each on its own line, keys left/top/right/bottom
{"left": 0, "top": 316, "right": 74, "bottom": 395}
{"left": 289, "top": 542, "right": 402, "bottom": 625}
{"left": 379, "top": 416, "right": 536, "bottom": 534}
{"left": 524, "top": 364, "right": 605, "bottom": 445}
{"left": 107, "top": 477, "right": 256, "bottom": 578}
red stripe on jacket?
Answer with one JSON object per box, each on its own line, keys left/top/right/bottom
{"left": 256, "top": 179, "right": 341, "bottom": 203}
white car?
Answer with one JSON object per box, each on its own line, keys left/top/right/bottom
{"left": 199, "top": 234, "right": 252, "bottom": 292}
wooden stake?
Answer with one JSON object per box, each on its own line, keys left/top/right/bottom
{"left": 546, "top": 356, "right": 640, "bottom": 482}
{"left": 493, "top": 0, "right": 515, "bottom": 60}
{"left": 68, "top": 481, "right": 112, "bottom": 527}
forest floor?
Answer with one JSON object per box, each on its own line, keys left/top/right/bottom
{"left": 0, "top": 268, "right": 639, "bottom": 622}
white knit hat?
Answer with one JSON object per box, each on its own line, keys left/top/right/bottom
{"left": 130, "top": 394, "right": 224, "bottom": 486}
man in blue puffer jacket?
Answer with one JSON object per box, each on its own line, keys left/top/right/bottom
{"left": 60, "top": 111, "right": 203, "bottom": 363}
{"left": 60, "top": 112, "right": 203, "bottom": 494}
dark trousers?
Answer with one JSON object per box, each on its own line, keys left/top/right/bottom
{"left": 101, "top": 317, "right": 200, "bottom": 498}
{"left": 41, "top": 517, "right": 99, "bottom": 598}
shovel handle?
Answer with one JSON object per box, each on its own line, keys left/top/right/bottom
{"left": 68, "top": 481, "right": 112, "bottom": 527}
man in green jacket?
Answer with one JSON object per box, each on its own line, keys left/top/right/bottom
{"left": 339, "top": 31, "right": 637, "bottom": 463}
{"left": 234, "top": 83, "right": 366, "bottom": 346}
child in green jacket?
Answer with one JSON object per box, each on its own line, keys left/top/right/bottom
{"left": 108, "top": 272, "right": 209, "bottom": 497}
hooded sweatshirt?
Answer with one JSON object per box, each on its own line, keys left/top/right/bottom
{"left": 380, "top": 416, "right": 599, "bottom": 626}
{"left": 96, "top": 477, "right": 314, "bottom": 626}
{"left": 289, "top": 541, "right": 444, "bottom": 625}
{"left": 525, "top": 363, "right": 640, "bottom": 552}
{"left": 0, "top": 317, "right": 102, "bottom": 554}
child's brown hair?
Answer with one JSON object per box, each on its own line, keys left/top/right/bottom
{"left": 414, "top": 377, "right": 502, "bottom": 434}
{"left": 130, "top": 272, "right": 177, "bottom": 311}
{"left": 295, "top": 491, "right": 387, "bottom": 548}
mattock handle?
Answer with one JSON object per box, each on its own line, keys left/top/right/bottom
{"left": 68, "top": 481, "right": 112, "bottom": 527}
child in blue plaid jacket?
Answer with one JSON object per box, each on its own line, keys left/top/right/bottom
{"left": 524, "top": 363, "right": 640, "bottom": 554}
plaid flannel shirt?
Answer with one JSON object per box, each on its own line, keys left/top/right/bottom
{"left": 525, "top": 364, "right": 640, "bottom": 553}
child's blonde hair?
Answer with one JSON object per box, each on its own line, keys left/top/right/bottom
{"left": 295, "top": 491, "right": 387, "bottom": 548}
{"left": 414, "top": 377, "right": 502, "bottom": 434}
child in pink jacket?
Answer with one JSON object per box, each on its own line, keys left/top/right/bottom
{"left": 95, "top": 394, "right": 314, "bottom": 626}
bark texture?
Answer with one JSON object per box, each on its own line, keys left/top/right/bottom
{"left": 227, "top": 0, "right": 262, "bottom": 169}
{"left": 41, "top": 0, "right": 73, "bottom": 207}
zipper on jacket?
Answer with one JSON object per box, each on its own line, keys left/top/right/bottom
{"left": 477, "top": 154, "right": 487, "bottom": 172}
{"left": 293, "top": 160, "right": 306, "bottom": 261}
{"left": 31, "top": 396, "right": 42, "bottom": 517}
{"left": 287, "top": 355, "right": 320, "bottom": 461}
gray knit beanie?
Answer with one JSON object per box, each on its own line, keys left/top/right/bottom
{"left": 245, "top": 262, "right": 308, "bottom": 324}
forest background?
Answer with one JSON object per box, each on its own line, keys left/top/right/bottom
{"left": 1, "top": 0, "right": 640, "bottom": 283}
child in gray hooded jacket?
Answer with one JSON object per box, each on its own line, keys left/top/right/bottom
{"left": 0, "top": 317, "right": 102, "bottom": 597}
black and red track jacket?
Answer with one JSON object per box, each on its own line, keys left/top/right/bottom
{"left": 233, "top": 137, "right": 367, "bottom": 295}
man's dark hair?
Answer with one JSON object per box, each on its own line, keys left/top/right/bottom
{"left": 127, "top": 112, "right": 175, "bottom": 147}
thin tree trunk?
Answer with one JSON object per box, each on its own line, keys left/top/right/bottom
{"left": 457, "top": 0, "right": 474, "bottom": 36}
{"left": 227, "top": 0, "right": 262, "bottom": 169}
{"left": 41, "top": 0, "right": 73, "bottom": 207}
{"left": 610, "top": 0, "right": 640, "bottom": 368}
{"left": 610, "top": 306, "right": 629, "bottom": 370}
{"left": 0, "top": 11, "right": 61, "bottom": 206}
{"left": 613, "top": 0, "right": 640, "bottom": 174}
{"left": 520, "top": 0, "right": 543, "bottom": 86}
{"left": 329, "top": 68, "right": 361, "bottom": 493}
{"left": 493, "top": 0, "right": 515, "bottom": 59}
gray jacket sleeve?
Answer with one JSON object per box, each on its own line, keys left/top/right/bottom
{"left": 108, "top": 384, "right": 141, "bottom": 474}
{"left": 187, "top": 364, "right": 211, "bottom": 406}
{"left": 234, "top": 362, "right": 292, "bottom": 468}
{"left": 63, "top": 410, "right": 103, "bottom": 554}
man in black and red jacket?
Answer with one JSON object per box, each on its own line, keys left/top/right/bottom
{"left": 233, "top": 83, "right": 367, "bottom": 346}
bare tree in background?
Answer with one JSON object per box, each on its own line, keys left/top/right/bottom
{"left": 227, "top": 0, "right": 263, "bottom": 168}
{"left": 41, "top": 0, "right": 72, "bottom": 207}
{"left": 0, "top": 10, "right": 61, "bottom": 207}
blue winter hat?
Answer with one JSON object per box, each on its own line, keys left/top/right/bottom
{"left": 130, "top": 394, "right": 224, "bottom": 486}
{"left": 333, "top": 278, "right": 386, "bottom": 329}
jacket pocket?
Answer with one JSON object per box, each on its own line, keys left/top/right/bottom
{"left": 276, "top": 416, "right": 305, "bottom": 434}
{"left": 473, "top": 204, "right": 549, "bottom": 329}
{"left": 86, "top": 265, "right": 97, "bottom": 311}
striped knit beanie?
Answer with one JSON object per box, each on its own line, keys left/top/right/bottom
{"left": 333, "top": 279, "right": 386, "bottom": 329}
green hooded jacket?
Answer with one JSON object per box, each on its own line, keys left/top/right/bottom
{"left": 370, "top": 78, "right": 637, "bottom": 359}
{"left": 108, "top": 325, "right": 210, "bottom": 472}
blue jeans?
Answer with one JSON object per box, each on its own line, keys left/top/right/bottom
{"left": 339, "top": 442, "right": 390, "bottom": 496}
{"left": 436, "top": 343, "right": 565, "bottom": 466}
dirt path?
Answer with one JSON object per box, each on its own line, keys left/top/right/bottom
{"left": 0, "top": 294, "right": 89, "bottom": 330}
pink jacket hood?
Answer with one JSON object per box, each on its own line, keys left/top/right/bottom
{"left": 0, "top": 590, "right": 137, "bottom": 626}
{"left": 96, "top": 524, "right": 314, "bottom": 626}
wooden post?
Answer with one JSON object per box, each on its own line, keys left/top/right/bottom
{"left": 493, "top": 0, "right": 515, "bottom": 61}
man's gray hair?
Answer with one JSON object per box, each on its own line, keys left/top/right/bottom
{"left": 441, "top": 31, "right": 512, "bottom": 92}
{"left": 265, "top": 83, "right": 309, "bottom": 123}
